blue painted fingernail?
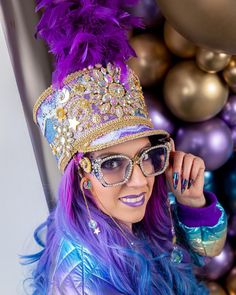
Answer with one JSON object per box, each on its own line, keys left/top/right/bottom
{"left": 181, "top": 179, "right": 188, "bottom": 193}
{"left": 188, "top": 179, "right": 194, "bottom": 189}
{"left": 173, "top": 172, "right": 179, "bottom": 190}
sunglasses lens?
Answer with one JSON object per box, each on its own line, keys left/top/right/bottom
{"left": 141, "top": 146, "right": 168, "bottom": 176}
{"left": 100, "top": 156, "right": 131, "bottom": 185}
{"left": 97, "top": 145, "right": 169, "bottom": 185}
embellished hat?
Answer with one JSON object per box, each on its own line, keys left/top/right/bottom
{"left": 33, "top": 0, "right": 169, "bottom": 173}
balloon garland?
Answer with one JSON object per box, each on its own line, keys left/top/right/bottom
{"left": 130, "top": 1, "right": 236, "bottom": 293}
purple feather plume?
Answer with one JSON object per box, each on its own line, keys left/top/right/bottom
{"left": 35, "top": 0, "right": 143, "bottom": 86}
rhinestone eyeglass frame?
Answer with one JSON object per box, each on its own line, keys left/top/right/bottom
{"left": 87, "top": 142, "right": 172, "bottom": 187}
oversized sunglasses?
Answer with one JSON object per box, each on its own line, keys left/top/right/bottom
{"left": 78, "top": 142, "right": 171, "bottom": 187}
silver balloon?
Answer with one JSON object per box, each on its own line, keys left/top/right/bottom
{"left": 0, "top": 1, "right": 60, "bottom": 209}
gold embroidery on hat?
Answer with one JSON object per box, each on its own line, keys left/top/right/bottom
{"left": 33, "top": 63, "right": 169, "bottom": 173}
{"left": 66, "top": 98, "right": 92, "bottom": 132}
{"left": 59, "top": 118, "right": 168, "bottom": 172}
{"left": 33, "top": 64, "right": 147, "bottom": 124}
{"left": 55, "top": 107, "right": 67, "bottom": 121}
{"left": 73, "top": 84, "right": 85, "bottom": 94}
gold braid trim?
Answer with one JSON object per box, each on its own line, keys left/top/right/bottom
{"left": 58, "top": 116, "right": 168, "bottom": 172}
{"left": 32, "top": 69, "right": 89, "bottom": 123}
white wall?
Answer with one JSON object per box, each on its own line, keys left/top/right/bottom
{"left": 0, "top": 25, "right": 48, "bottom": 294}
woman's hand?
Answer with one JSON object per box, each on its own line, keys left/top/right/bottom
{"left": 164, "top": 139, "right": 206, "bottom": 208}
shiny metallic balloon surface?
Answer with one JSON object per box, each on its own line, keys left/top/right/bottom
{"left": 164, "top": 22, "right": 196, "bottom": 58}
{"left": 129, "top": 34, "right": 171, "bottom": 87}
{"left": 196, "top": 48, "right": 231, "bottom": 73}
{"left": 144, "top": 92, "right": 176, "bottom": 135}
{"left": 206, "top": 282, "right": 227, "bottom": 295}
{"left": 226, "top": 267, "right": 236, "bottom": 295}
{"left": 175, "top": 118, "right": 234, "bottom": 170}
{"left": 220, "top": 95, "right": 236, "bottom": 127}
{"left": 156, "top": 0, "right": 236, "bottom": 54}
{"left": 164, "top": 61, "right": 229, "bottom": 122}
{"left": 196, "top": 243, "right": 234, "bottom": 280}
{"left": 223, "top": 56, "right": 236, "bottom": 92}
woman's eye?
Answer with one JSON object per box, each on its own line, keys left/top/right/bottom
{"left": 101, "top": 159, "right": 122, "bottom": 170}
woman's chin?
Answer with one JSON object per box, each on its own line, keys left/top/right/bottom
{"left": 118, "top": 210, "right": 146, "bottom": 227}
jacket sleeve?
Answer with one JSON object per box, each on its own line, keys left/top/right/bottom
{"left": 169, "top": 191, "right": 228, "bottom": 266}
{"left": 48, "top": 238, "right": 123, "bottom": 295}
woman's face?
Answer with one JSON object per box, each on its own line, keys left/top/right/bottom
{"left": 85, "top": 137, "right": 155, "bottom": 229}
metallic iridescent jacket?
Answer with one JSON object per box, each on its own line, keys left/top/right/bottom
{"left": 47, "top": 195, "right": 227, "bottom": 294}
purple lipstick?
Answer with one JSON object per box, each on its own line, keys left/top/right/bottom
{"left": 119, "top": 192, "right": 145, "bottom": 207}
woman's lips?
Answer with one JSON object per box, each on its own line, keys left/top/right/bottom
{"left": 119, "top": 192, "right": 145, "bottom": 207}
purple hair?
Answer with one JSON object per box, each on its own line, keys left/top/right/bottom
{"left": 27, "top": 1, "right": 210, "bottom": 293}
{"left": 35, "top": 0, "right": 143, "bottom": 86}
{"left": 24, "top": 153, "right": 209, "bottom": 294}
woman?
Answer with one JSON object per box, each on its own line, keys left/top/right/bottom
{"left": 25, "top": 0, "right": 227, "bottom": 294}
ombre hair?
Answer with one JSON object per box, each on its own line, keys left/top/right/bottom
{"left": 23, "top": 152, "right": 209, "bottom": 295}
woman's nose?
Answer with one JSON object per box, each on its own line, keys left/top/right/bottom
{"left": 126, "top": 163, "right": 148, "bottom": 187}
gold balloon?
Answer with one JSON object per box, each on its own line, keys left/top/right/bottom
{"left": 164, "top": 22, "right": 196, "bottom": 58}
{"left": 164, "top": 61, "right": 229, "bottom": 122}
{"left": 226, "top": 267, "right": 236, "bottom": 295}
{"left": 196, "top": 48, "right": 231, "bottom": 73}
{"left": 128, "top": 34, "right": 171, "bottom": 87}
{"left": 223, "top": 56, "right": 236, "bottom": 92}
{"left": 156, "top": 0, "right": 236, "bottom": 54}
{"left": 206, "top": 282, "right": 227, "bottom": 295}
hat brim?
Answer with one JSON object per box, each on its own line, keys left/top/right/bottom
{"left": 60, "top": 121, "right": 170, "bottom": 172}
{"left": 90, "top": 124, "right": 169, "bottom": 148}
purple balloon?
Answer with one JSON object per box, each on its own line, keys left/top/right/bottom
{"left": 220, "top": 95, "right": 236, "bottom": 127}
{"left": 130, "top": 0, "right": 163, "bottom": 27}
{"left": 228, "top": 215, "right": 236, "bottom": 238}
{"left": 194, "top": 243, "right": 234, "bottom": 280}
{"left": 144, "top": 93, "right": 176, "bottom": 135}
{"left": 175, "top": 118, "right": 234, "bottom": 170}
{"left": 232, "top": 126, "right": 236, "bottom": 149}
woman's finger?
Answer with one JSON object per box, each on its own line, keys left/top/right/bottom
{"left": 189, "top": 157, "right": 205, "bottom": 189}
{"left": 181, "top": 154, "right": 195, "bottom": 193}
{"left": 170, "top": 138, "right": 175, "bottom": 152}
{"left": 171, "top": 151, "right": 185, "bottom": 191}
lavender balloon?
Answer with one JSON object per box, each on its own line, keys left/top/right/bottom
{"left": 228, "top": 215, "right": 236, "bottom": 238}
{"left": 195, "top": 242, "right": 234, "bottom": 280}
{"left": 131, "top": 0, "right": 162, "bottom": 27}
{"left": 232, "top": 126, "right": 236, "bottom": 149}
{"left": 220, "top": 95, "right": 236, "bottom": 127}
{"left": 194, "top": 243, "right": 234, "bottom": 281}
{"left": 144, "top": 92, "right": 176, "bottom": 135}
{"left": 175, "top": 118, "right": 234, "bottom": 170}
